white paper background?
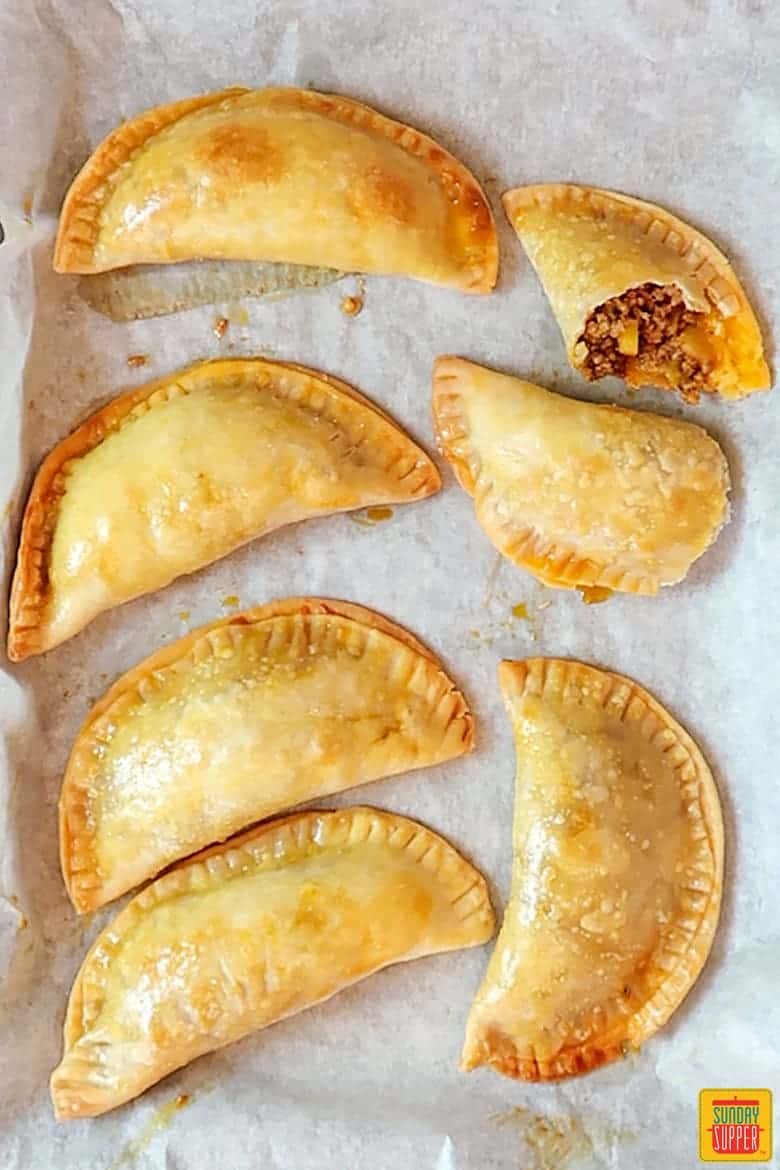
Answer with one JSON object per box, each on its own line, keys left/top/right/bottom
{"left": 1, "top": 1, "right": 779, "bottom": 1166}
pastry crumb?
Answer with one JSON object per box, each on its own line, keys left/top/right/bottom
{"left": 213, "top": 316, "right": 229, "bottom": 340}
{"left": 178, "top": 610, "right": 191, "bottom": 622}
{"left": 340, "top": 294, "right": 363, "bottom": 317}
{"left": 221, "top": 595, "right": 240, "bottom": 609}
{"left": 127, "top": 353, "right": 149, "bottom": 368}
{"left": 578, "top": 586, "right": 612, "bottom": 605}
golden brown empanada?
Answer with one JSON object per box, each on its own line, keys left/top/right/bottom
{"left": 54, "top": 88, "right": 498, "bottom": 294}
{"left": 432, "top": 357, "right": 729, "bottom": 595}
{"left": 8, "top": 358, "right": 440, "bottom": 660}
{"left": 462, "top": 659, "right": 723, "bottom": 1081}
{"left": 61, "top": 598, "right": 474, "bottom": 913}
{"left": 52, "top": 806, "right": 494, "bottom": 1118}
{"left": 503, "top": 184, "right": 769, "bottom": 400}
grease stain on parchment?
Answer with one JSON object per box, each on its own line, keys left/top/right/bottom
{"left": 482, "top": 552, "right": 505, "bottom": 608}
{"left": 110, "top": 1093, "right": 192, "bottom": 1169}
{"left": 350, "top": 505, "right": 394, "bottom": 527}
{"left": 491, "top": 1104, "right": 636, "bottom": 1169}
{"left": 469, "top": 599, "right": 545, "bottom": 646}
{"left": 226, "top": 302, "right": 249, "bottom": 326}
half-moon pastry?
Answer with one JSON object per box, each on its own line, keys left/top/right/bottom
{"left": 54, "top": 87, "right": 498, "bottom": 294}
{"left": 503, "top": 184, "right": 769, "bottom": 401}
{"left": 432, "top": 357, "right": 730, "bottom": 595}
{"left": 8, "top": 358, "right": 440, "bottom": 660}
{"left": 462, "top": 658, "right": 723, "bottom": 1081}
{"left": 60, "top": 598, "right": 474, "bottom": 912}
{"left": 52, "top": 806, "right": 495, "bottom": 1118}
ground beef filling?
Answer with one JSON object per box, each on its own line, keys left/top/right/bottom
{"left": 578, "top": 282, "right": 711, "bottom": 400}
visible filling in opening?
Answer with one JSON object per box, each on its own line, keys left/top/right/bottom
{"left": 578, "top": 282, "right": 714, "bottom": 401}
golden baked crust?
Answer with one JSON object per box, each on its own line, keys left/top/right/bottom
{"left": 432, "top": 356, "right": 730, "bottom": 594}
{"left": 462, "top": 658, "right": 723, "bottom": 1081}
{"left": 60, "top": 597, "right": 475, "bottom": 913}
{"left": 503, "top": 183, "right": 769, "bottom": 399}
{"left": 51, "top": 805, "right": 495, "bottom": 1119}
{"left": 8, "top": 358, "right": 440, "bottom": 660}
{"left": 54, "top": 87, "right": 498, "bottom": 293}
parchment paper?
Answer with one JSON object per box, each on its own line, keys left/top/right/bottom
{"left": 1, "top": 2, "right": 779, "bottom": 1166}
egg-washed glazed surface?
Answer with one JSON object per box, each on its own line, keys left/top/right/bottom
{"left": 60, "top": 598, "right": 474, "bottom": 912}
{"left": 503, "top": 184, "right": 769, "bottom": 400}
{"left": 52, "top": 806, "right": 495, "bottom": 1118}
{"left": 8, "top": 358, "right": 440, "bottom": 659}
{"left": 432, "top": 356, "right": 730, "bottom": 595}
{"left": 462, "top": 658, "right": 723, "bottom": 1081}
{"left": 54, "top": 87, "right": 498, "bottom": 293}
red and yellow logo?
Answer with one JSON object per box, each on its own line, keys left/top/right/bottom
{"left": 699, "top": 1090, "right": 773, "bottom": 1161}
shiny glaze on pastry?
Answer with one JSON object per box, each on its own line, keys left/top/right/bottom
{"left": 60, "top": 598, "right": 474, "bottom": 912}
{"left": 54, "top": 88, "right": 498, "bottom": 293}
{"left": 432, "top": 357, "right": 730, "bottom": 594}
{"left": 503, "top": 184, "right": 769, "bottom": 400}
{"left": 52, "top": 806, "right": 495, "bottom": 1118}
{"left": 8, "top": 358, "right": 439, "bottom": 659}
{"left": 462, "top": 659, "right": 723, "bottom": 1081}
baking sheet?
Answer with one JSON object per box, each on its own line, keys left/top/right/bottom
{"left": 1, "top": 1, "right": 779, "bottom": 1166}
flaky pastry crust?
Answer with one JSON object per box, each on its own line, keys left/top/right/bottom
{"left": 60, "top": 598, "right": 474, "bottom": 912}
{"left": 8, "top": 358, "right": 440, "bottom": 659}
{"left": 503, "top": 183, "right": 769, "bottom": 399}
{"left": 55, "top": 87, "right": 498, "bottom": 293}
{"left": 462, "top": 659, "right": 723, "bottom": 1081}
{"left": 432, "top": 356, "right": 730, "bottom": 594}
{"left": 52, "top": 805, "right": 494, "bottom": 1118}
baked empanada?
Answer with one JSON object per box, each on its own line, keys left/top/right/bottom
{"left": 54, "top": 87, "right": 498, "bottom": 294}
{"left": 432, "top": 357, "right": 729, "bottom": 595}
{"left": 52, "top": 806, "right": 494, "bottom": 1118}
{"left": 503, "top": 184, "right": 769, "bottom": 401}
{"left": 462, "top": 659, "right": 723, "bottom": 1081}
{"left": 61, "top": 598, "right": 474, "bottom": 912}
{"left": 8, "top": 358, "right": 440, "bottom": 660}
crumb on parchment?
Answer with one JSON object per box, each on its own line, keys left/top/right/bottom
{"left": 340, "top": 294, "right": 363, "bottom": 317}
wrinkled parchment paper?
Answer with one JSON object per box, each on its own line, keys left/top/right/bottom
{"left": 1, "top": 2, "right": 779, "bottom": 1166}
